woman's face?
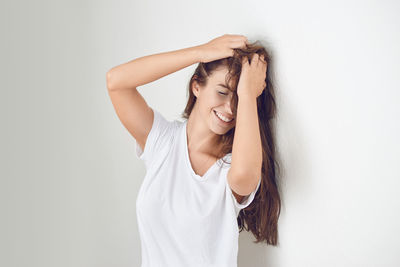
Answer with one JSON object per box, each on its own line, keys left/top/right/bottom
{"left": 193, "top": 67, "right": 236, "bottom": 135}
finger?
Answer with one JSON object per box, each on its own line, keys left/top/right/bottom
{"left": 253, "top": 53, "right": 259, "bottom": 61}
{"left": 238, "top": 35, "right": 248, "bottom": 43}
{"left": 243, "top": 36, "right": 249, "bottom": 46}
{"left": 259, "top": 55, "right": 267, "bottom": 68}
{"left": 250, "top": 53, "right": 259, "bottom": 66}
{"left": 258, "top": 54, "right": 265, "bottom": 64}
{"left": 256, "top": 54, "right": 264, "bottom": 67}
{"left": 230, "top": 35, "right": 247, "bottom": 43}
{"left": 230, "top": 39, "right": 248, "bottom": 49}
{"left": 242, "top": 56, "right": 249, "bottom": 66}
{"left": 231, "top": 35, "right": 247, "bottom": 43}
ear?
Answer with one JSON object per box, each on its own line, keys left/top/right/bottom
{"left": 192, "top": 80, "right": 201, "bottom": 98}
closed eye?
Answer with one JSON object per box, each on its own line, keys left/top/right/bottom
{"left": 218, "top": 91, "right": 228, "bottom": 95}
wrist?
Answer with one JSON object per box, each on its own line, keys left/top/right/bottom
{"left": 190, "top": 45, "right": 204, "bottom": 63}
{"left": 238, "top": 92, "right": 258, "bottom": 100}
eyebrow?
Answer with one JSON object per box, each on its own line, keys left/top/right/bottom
{"left": 216, "top": 83, "right": 233, "bottom": 91}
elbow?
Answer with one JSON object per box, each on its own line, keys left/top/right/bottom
{"left": 228, "top": 167, "right": 261, "bottom": 196}
{"left": 106, "top": 69, "right": 117, "bottom": 91}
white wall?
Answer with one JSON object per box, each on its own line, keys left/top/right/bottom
{"left": 1, "top": 0, "right": 399, "bottom": 266}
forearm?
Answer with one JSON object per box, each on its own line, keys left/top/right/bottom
{"left": 106, "top": 45, "right": 202, "bottom": 91}
{"left": 231, "top": 94, "right": 262, "bottom": 179}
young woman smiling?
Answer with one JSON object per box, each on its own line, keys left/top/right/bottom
{"left": 106, "top": 34, "right": 281, "bottom": 267}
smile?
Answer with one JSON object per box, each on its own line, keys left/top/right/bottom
{"left": 213, "top": 110, "right": 234, "bottom": 123}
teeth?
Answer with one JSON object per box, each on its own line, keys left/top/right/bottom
{"left": 214, "top": 110, "right": 233, "bottom": 122}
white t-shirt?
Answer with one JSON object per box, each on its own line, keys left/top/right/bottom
{"left": 134, "top": 108, "right": 261, "bottom": 267}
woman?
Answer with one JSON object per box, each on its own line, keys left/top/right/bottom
{"left": 106, "top": 34, "right": 281, "bottom": 267}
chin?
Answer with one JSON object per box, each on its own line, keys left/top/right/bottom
{"left": 210, "top": 126, "right": 227, "bottom": 135}
{"left": 210, "top": 110, "right": 235, "bottom": 135}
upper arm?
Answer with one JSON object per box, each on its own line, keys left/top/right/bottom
{"left": 107, "top": 85, "right": 154, "bottom": 153}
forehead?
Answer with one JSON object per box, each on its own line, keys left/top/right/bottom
{"left": 209, "top": 67, "right": 235, "bottom": 90}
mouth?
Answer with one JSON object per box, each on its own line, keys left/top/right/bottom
{"left": 213, "top": 110, "right": 234, "bottom": 124}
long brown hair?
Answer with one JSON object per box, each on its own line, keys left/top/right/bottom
{"left": 181, "top": 41, "right": 282, "bottom": 246}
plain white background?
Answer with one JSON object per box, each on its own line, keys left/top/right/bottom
{"left": 1, "top": 0, "right": 399, "bottom": 266}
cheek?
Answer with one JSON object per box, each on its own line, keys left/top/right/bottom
{"left": 209, "top": 95, "right": 225, "bottom": 108}
{"left": 201, "top": 97, "right": 219, "bottom": 110}
{"left": 199, "top": 91, "right": 225, "bottom": 113}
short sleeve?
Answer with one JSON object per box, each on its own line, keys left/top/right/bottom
{"left": 134, "top": 108, "right": 176, "bottom": 169}
{"left": 226, "top": 175, "right": 261, "bottom": 217}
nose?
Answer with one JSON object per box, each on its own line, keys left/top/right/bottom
{"left": 224, "top": 95, "right": 235, "bottom": 117}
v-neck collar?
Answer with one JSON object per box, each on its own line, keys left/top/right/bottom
{"left": 183, "top": 120, "right": 224, "bottom": 181}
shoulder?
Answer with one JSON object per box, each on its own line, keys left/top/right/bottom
{"left": 135, "top": 108, "right": 183, "bottom": 168}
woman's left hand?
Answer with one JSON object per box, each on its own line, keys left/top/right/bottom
{"left": 237, "top": 53, "right": 268, "bottom": 98}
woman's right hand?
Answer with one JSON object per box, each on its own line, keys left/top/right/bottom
{"left": 197, "top": 34, "right": 249, "bottom": 63}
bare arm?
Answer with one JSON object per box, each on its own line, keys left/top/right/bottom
{"left": 105, "top": 44, "right": 203, "bottom": 155}
{"left": 227, "top": 54, "right": 266, "bottom": 197}
{"left": 106, "top": 45, "right": 203, "bottom": 91}
{"left": 228, "top": 95, "right": 262, "bottom": 196}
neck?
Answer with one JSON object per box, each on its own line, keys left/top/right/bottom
{"left": 186, "top": 109, "right": 222, "bottom": 157}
